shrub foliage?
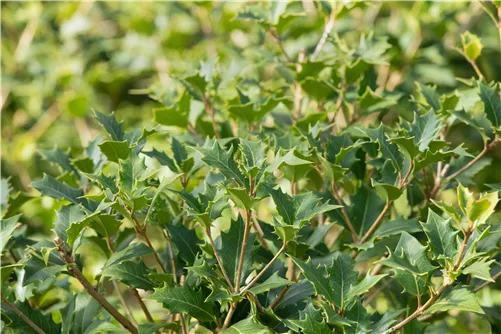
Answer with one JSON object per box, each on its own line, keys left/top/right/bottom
{"left": 2, "top": 2, "right": 501, "bottom": 334}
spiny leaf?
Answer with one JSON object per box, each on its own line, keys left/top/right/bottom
{"left": 420, "top": 209, "right": 458, "bottom": 262}
{"left": 478, "top": 81, "right": 501, "bottom": 129}
{"left": 149, "top": 284, "right": 216, "bottom": 322}
{"left": 94, "top": 110, "right": 125, "bottom": 142}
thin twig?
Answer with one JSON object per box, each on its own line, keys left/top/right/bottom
{"left": 112, "top": 281, "right": 138, "bottom": 327}
{"left": 270, "top": 28, "right": 293, "bottom": 63}
{"left": 221, "top": 303, "right": 237, "bottom": 330}
{"left": 1, "top": 295, "right": 46, "bottom": 334}
{"left": 130, "top": 288, "right": 157, "bottom": 326}
{"left": 235, "top": 210, "right": 252, "bottom": 291}
{"left": 205, "top": 226, "right": 235, "bottom": 292}
{"left": 239, "top": 242, "right": 288, "bottom": 295}
{"left": 203, "top": 95, "right": 220, "bottom": 139}
{"left": 269, "top": 284, "right": 291, "bottom": 310}
{"left": 446, "top": 136, "right": 499, "bottom": 181}
{"left": 54, "top": 238, "right": 138, "bottom": 334}
{"left": 311, "top": 7, "right": 336, "bottom": 60}
{"left": 474, "top": 270, "right": 501, "bottom": 292}
{"left": 331, "top": 182, "right": 359, "bottom": 242}
{"left": 388, "top": 280, "right": 451, "bottom": 333}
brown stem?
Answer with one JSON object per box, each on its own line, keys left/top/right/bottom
{"left": 239, "top": 242, "right": 288, "bottom": 295}
{"left": 129, "top": 212, "right": 167, "bottom": 274}
{"left": 388, "top": 281, "right": 450, "bottom": 333}
{"left": 1, "top": 295, "right": 46, "bottom": 334}
{"left": 203, "top": 95, "right": 220, "bottom": 139}
{"left": 358, "top": 161, "right": 414, "bottom": 244}
{"left": 252, "top": 216, "right": 269, "bottom": 250}
{"left": 474, "top": 270, "right": 501, "bottom": 292}
{"left": 163, "top": 229, "right": 178, "bottom": 283}
{"left": 454, "top": 229, "right": 472, "bottom": 271}
{"left": 221, "top": 303, "right": 237, "bottom": 330}
{"left": 446, "top": 136, "right": 499, "bottom": 181}
{"left": 270, "top": 28, "right": 293, "bottom": 63}
{"left": 269, "top": 285, "right": 291, "bottom": 310}
{"left": 331, "top": 182, "right": 359, "bottom": 242}
{"left": 54, "top": 238, "right": 138, "bottom": 333}
{"left": 235, "top": 210, "right": 252, "bottom": 291}
{"left": 130, "top": 288, "right": 158, "bottom": 326}
{"left": 359, "top": 201, "right": 392, "bottom": 244}
{"left": 112, "top": 281, "right": 138, "bottom": 327}
{"left": 205, "top": 226, "right": 235, "bottom": 292}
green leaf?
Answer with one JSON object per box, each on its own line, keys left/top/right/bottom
{"left": 40, "top": 148, "right": 79, "bottom": 175}
{"left": 461, "top": 32, "right": 483, "bottom": 61}
{"left": 379, "top": 232, "right": 436, "bottom": 275}
{"left": 479, "top": 82, "right": 501, "bottom": 129}
{"left": 119, "top": 153, "right": 147, "bottom": 195}
{"left": 290, "top": 257, "right": 335, "bottom": 305}
{"left": 409, "top": 111, "right": 441, "bottom": 152}
{"left": 154, "top": 106, "right": 189, "bottom": 128}
{"left": 366, "top": 126, "right": 403, "bottom": 171}
{"left": 31, "top": 174, "right": 96, "bottom": 212}
{"left": 423, "top": 287, "right": 484, "bottom": 315}
{"left": 0, "top": 263, "right": 23, "bottom": 286}
{"left": 344, "top": 300, "right": 372, "bottom": 334}
{"left": 462, "top": 258, "right": 495, "bottom": 282}
{"left": 94, "top": 110, "right": 125, "bottom": 142}
{"left": 222, "top": 316, "right": 273, "bottom": 334}
{"left": 102, "top": 242, "right": 154, "bottom": 270}
{"left": 267, "top": 185, "right": 339, "bottom": 228}
{"left": 54, "top": 205, "right": 84, "bottom": 244}
{"left": 22, "top": 254, "right": 66, "bottom": 286}
{"left": 371, "top": 309, "right": 406, "bottom": 334}
{"left": 373, "top": 217, "right": 421, "bottom": 239}
{"left": 102, "top": 260, "right": 155, "bottom": 290}
{"left": 420, "top": 209, "right": 458, "bottom": 261}
{"left": 149, "top": 284, "right": 216, "bottom": 322}
{"left": 195, "top": 141, "right": 248, "bottom": 188}
{"left": 346, "top": 273, "right": 386, "bottom": 302}
{"left": 218, "top": 214, "right": 256, "bottom": 285}
{"left": 326, "top": 254, "right": 358, "bottom": 309}
{"left": 415, "top": 83, "right": 441, "bottom": 111}
{"left": 349, "top": 186, "right": 386, "bottom": 236}
{"left": 1, "top": 214, "right": 20, "bottom": 254}
{"left": 248, "top": 272, "right": 291, "bottom": 295}
{"left": 167, "top": 224, "right": 200, "bottom": 265}
{"left": 227, "top": 97, "right": 287, "bottom": 123}
{"left": 371, "top": 179, "right": 402, "bottom": 201}
{"left": 227, "top": 188, "right": 258, "bottom": 210}
{"left": 98, "top": 140, "right": 131, "bottom": 163}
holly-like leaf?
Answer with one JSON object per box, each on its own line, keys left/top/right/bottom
{"left": 420, "top": 209, "right": 458, "bottom": 262}
{"left": 218, "top": 214, "right": 256, "bottom": 285}
{"left": 290, "top": 257, "right": 335, "bottom": 305}
{"left": 102, "top": 260, "right": 155, "bottom": 290}
{"left": 248, "top": 272, "right": 291, "bottom": 295}
{"left": 94, "top": 110, "right": 125, "bottom": 142}
{"left": 366, "top": 126, "right": 404, "bottom": 172}
{"left": 423, "top": 286, "right": 484, "bottom": 315}
{"left": 195, "top": 141, "right": 248, "bottom": 188}
{"left": 167, "top": 224, "right": 200, "bottom": 265}
{"left": 267, "top": 185, "right": 340, "bottom": 227}
{"left": 479, "top": 82, "right": 501, "bottom": 129}
{"left": 1, "top": 214, "right": 20, "bottom": 254}
{"left": 149, "top": 284, "right": 216, "bottom": 322}
{"left": 98, "top": 140, "right": 131, "bottom": 163}
{"left": 462, "top": 258, "right": 495, "bottom": 282}
{"left": 40, "top": 148, "right": 79, "bottom": 175}
{"left": 102, "top": 243, "right": 154, "bottom": 270}
{"left": 222, "top": 316, "right": 273, "bottom": 334}
{"left": 409, "top": 111, "right": 441, "bottom": 152}
{"left": 31, "top": 174, "right": 96, "bottom": 212}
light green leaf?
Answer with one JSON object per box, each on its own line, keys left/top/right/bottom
{"left": 222, "top": 316, "right": 273, "bottom": 334}
{"left": 248, "top": 272, "right": 291, "bottom": 295}
{"left": 102, "top": 243, "right": 154, "bottom": 270}
{"left": 1, "top": 214, "right": 21, "bottom": 254}
{"left": 462, "top": 258, "right": 495, "bottom": 282}
{"left": 98, "top": 140, "right": 131, "bottom": 163}
{"left": 423, "top": 287, "right": 484, "bottom": 315}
